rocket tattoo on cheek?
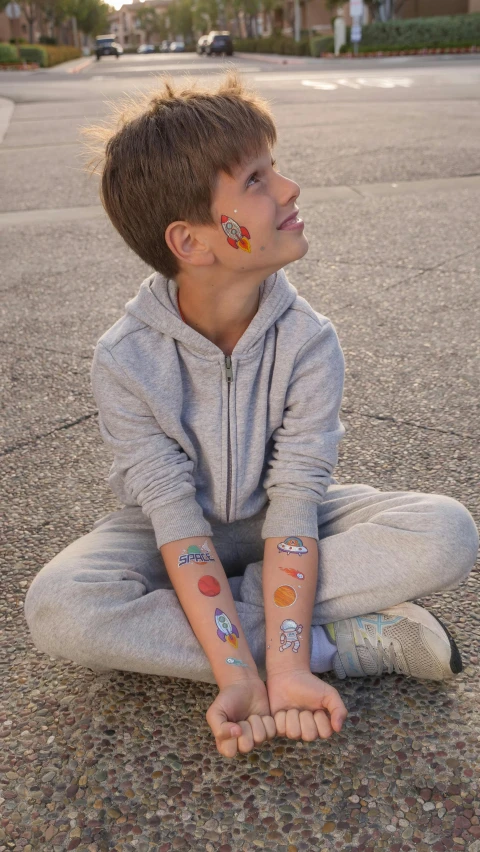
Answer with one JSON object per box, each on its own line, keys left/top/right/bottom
{"left": 221, "top": 215, "right": 251, "bottom": 253}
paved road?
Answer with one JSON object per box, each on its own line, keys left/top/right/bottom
{"left": 1, "top": 53, "right": 479, "bottom": 852}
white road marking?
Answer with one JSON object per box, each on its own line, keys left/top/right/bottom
{"left": 302, "top": 77, "right": 413, "bottom": 90}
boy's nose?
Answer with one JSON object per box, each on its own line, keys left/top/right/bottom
{"left": 278, "top": 173, "right": 300, "bottom": 206}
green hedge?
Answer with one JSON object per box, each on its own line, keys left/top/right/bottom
{"left": 17, "top": 44, "right": 81, "bottom": 66}
{"left": 341, "top": 40, "right": 480, "bottom": 53}
{"left": 234, "top": 35, "right": 311, "bottom": 55}
{"left": 0, "top": 42, "right": 19, "bottom": 63}
{"left": 353, "top": 14, "right": 480, "bottom": 49}
{"left": 311, "top": 36, "right": 334, "bottom": 57}
{"left": 19, "top": 46, "right": 47, "bottom": 65}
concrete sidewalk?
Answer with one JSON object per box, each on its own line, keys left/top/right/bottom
{"left": 1, "top": 67, "right": 479, "bottom": 852}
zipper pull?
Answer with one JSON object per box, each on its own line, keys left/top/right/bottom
{"left": 225, "top": 355, "right": 233, "bottom": 383}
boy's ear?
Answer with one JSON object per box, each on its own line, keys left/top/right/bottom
{"left": 165, "top": 221, "right": 215, "bottom": 267}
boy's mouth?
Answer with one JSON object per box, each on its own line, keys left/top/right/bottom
{"left": 278, "top": 210, "right": 304, "bottom": 231}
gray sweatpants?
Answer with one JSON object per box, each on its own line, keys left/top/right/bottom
{"left": 24, "top": 482, "right": 479, "bottom": 684}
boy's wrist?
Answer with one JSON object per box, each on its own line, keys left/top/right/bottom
{"left": 215, "top": 663, "right": 263, "bottom": 689}
{"left": 266, "top": 662, "right": 312, "bottom": 679}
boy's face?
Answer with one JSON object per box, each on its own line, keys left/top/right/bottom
{"left": 203, "top": 145, "right": 308, "bottom": 275}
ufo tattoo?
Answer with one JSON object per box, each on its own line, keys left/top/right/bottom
{"left": 221, "top": 215, "right": 251, "bottom": 253}
{"left": 277, "top": 537, "right": 308, "bottom": 556}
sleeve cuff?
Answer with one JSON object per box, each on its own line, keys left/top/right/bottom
{"left": 149, "top": 496, "right": 213, "bottom": 549}
{"left": 261, "top": 497, "right": 320, "bottom": 541}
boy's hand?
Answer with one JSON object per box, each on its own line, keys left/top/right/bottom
{"left": 206, "top": 676, "right": 276, "bottom": 758}
{"left": 266, "top": 669, "right": 348, "bottom": 741}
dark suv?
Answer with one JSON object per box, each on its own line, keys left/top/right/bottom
{"left": 95, "top": 35, "right": 123, "bottom": 60}
{"left": 205, "top": 31, "right": 233, "bottom": 56}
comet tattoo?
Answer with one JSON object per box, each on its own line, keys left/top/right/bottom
{"left": 221, "top": 215, "right": 251, "bottom": 253}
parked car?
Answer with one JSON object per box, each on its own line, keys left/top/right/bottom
{"left": 95, "top": 35, "right": 123, "bottom": 60}
{"left": 137, "top": 44, "right": 155, "bottom": 54}
{"left": 169, "top": 41, "right": 185, "bottom": 52}
{"left": 205, "top": 31, "right": 233, "bottom": 56}
{"left": 197, "top": 35, "right": 209, "bottom": 55}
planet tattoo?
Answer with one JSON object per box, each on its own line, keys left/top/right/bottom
{"left": 198, "top": 575, "right": 221, "bottom": 597}
{"left": 273, "top": 585, "right": 297, "bottom": 607}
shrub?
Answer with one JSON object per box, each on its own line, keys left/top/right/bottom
{"left": 19, "top": 46, "right": 47, "bottom": 66}
{"left": 39, "top": 35, "right": 57, "bottom": 45}
{"left": 42, "top": 45, "right": 82, "bottom": 66}
{"left": 18, "top": 44, "right": 81, "bottom": 67}
{"left": 233, "top": 34, "right": 311, "bottom": 56}
{"left": 347, "top": 14, "right": 480, "bottom": 49}
{"left": 311, "top": 36, "right": 334, "bottom": 56}
{"left": 0, "top": 42, "right": 19, "bottom": 63}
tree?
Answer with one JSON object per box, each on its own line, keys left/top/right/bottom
{"left": 324, "top": 0, "right": 406, "bottom": 22}
{"left": 135, "top": 5, "right": 167, "bottom": 43}
{"left": 192, "top": 0, "right": 219, "bottom": 33}
{"left": 72, "top": 0, "right": 110, "bottom": 39}
{"left": 168, "top": 0, "right": 193, "bottom": 41}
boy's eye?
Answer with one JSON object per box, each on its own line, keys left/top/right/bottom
{"left": 246, "top": 160, "right": 277, "bottom": 189}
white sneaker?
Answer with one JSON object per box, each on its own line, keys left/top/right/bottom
{"left": 325, "top": 602, "right": 463, "bottom": 682}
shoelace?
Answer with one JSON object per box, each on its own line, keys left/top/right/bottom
{"left": 365, "top": 637, "right": 404, "bottom": 675}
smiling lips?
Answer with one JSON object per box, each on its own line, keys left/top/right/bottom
{"left": 278, "top": 211, "right": 304, "bottom": 231}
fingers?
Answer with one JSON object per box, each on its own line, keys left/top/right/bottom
{"left": 322, "top": 685, "right": 349, "bottom": 732}
{"left": 299, "top": 710, "right": 319, "bottom": 742}
{"left": 238, "top": 715, "right": 276, "bottom": 753}
{"left": 275, "top": 710, "right": 322, "bottom": 741}
{"left": 314, "top": 709, "right": 334, "bottom": 739}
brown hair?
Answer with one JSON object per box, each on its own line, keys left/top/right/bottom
{"left": 83, "top": 71, "right": 277, "bottom": 278}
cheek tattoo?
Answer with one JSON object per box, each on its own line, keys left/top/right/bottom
{"left": 221, "top": 215, "right": 251, "bottom": 253}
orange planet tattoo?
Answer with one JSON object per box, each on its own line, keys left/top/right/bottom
{"left": 273, "top": 585, "right": 297, "bottom": 607}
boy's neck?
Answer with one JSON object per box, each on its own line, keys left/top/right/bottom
{"left": 175, "top": 268, "right": 265, "bottom": 356}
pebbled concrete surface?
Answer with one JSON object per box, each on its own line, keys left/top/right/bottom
{"left": 0, "top": 56, "right": 479, "bottom": 852}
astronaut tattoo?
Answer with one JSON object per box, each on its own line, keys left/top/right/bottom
{"left": 279, "top": 618, "right": 303, "bottom": 653}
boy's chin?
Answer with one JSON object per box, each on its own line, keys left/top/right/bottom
{"left": 283, "top": 234, "right": 309, "bottom": 265}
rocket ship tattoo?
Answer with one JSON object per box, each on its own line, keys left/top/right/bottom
{"left": 221, "top": 215, "right": 251, "bottom": 253}
{"left": 215, "top": 608, "right": 240, "bottom": 649}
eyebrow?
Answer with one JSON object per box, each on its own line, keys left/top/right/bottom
{"left": 238, "top": 154, "right": 275, "bottom": 179}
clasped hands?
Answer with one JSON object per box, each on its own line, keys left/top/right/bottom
{"left": 206, "top": 668, "right": 348, "bottom": 758}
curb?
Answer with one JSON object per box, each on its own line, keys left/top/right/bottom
{"left": 235, "top": 52, "right": 309, "bottom": 65}
{"left": 323, "top": 45, "right": 480, "bottom": 58}
{"left": 67, "top": 56, "right": 95, "bottom": 74}
{"left": 0, "top": 96, "right": 14, "bottom": 145}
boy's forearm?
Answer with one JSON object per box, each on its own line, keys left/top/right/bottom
{"left": 160, "top": 536, "right": 260, "bottom": 687}
{"left": 263, "top": 536, "right": 318, "bottom": 677}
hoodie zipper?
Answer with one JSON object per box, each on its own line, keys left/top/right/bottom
{"left": 225, "top": 355, "right": 233, "bottom": 523}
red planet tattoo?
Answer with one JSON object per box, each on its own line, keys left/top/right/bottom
{"left": 198, "top": 575, "right": 221, "bottom": 597}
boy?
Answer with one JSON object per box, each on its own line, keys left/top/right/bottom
{"left": 24, "top": 73, "right": 479, "bottom": 759}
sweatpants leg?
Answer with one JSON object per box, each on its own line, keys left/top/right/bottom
{"left": 24, "top": 485, "right": 478, "bottom": 684}
{"left": 24, "top": 507, "right": 265, "bottom": 685}
{"left": 240, "top": 483, "right": 479, "bottom": 628}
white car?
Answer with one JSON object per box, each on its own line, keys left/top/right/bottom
{"left": 169, "top": 41, "right": 185, "bottom": 52}
{"left": 137, "top": 44, "right": 155, "bottom": 54}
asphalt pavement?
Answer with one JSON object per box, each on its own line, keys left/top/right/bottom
{"left": 1, "top": 52, "right": 480, "bottom": 852}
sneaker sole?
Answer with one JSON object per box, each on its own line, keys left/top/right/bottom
{"left": 427, "top": 611, "right": 463, "bottom": 675}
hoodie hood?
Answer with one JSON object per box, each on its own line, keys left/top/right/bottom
{"left": 124, "top": 269, "right": 299, "bottom": 358}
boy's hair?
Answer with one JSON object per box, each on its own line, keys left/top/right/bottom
{"left": 83, "top": 72, "right": 277, "bottom": 279}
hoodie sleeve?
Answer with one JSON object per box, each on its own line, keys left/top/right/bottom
{"left": 261, "top": 320, "right": 346, "bottom": 542}
{"left": 91, "top": 343, "right": 213, "bottom": 549}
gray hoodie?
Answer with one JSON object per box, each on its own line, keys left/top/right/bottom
{"left": 91, "top": 268, "right": 346, "bottom": 549}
